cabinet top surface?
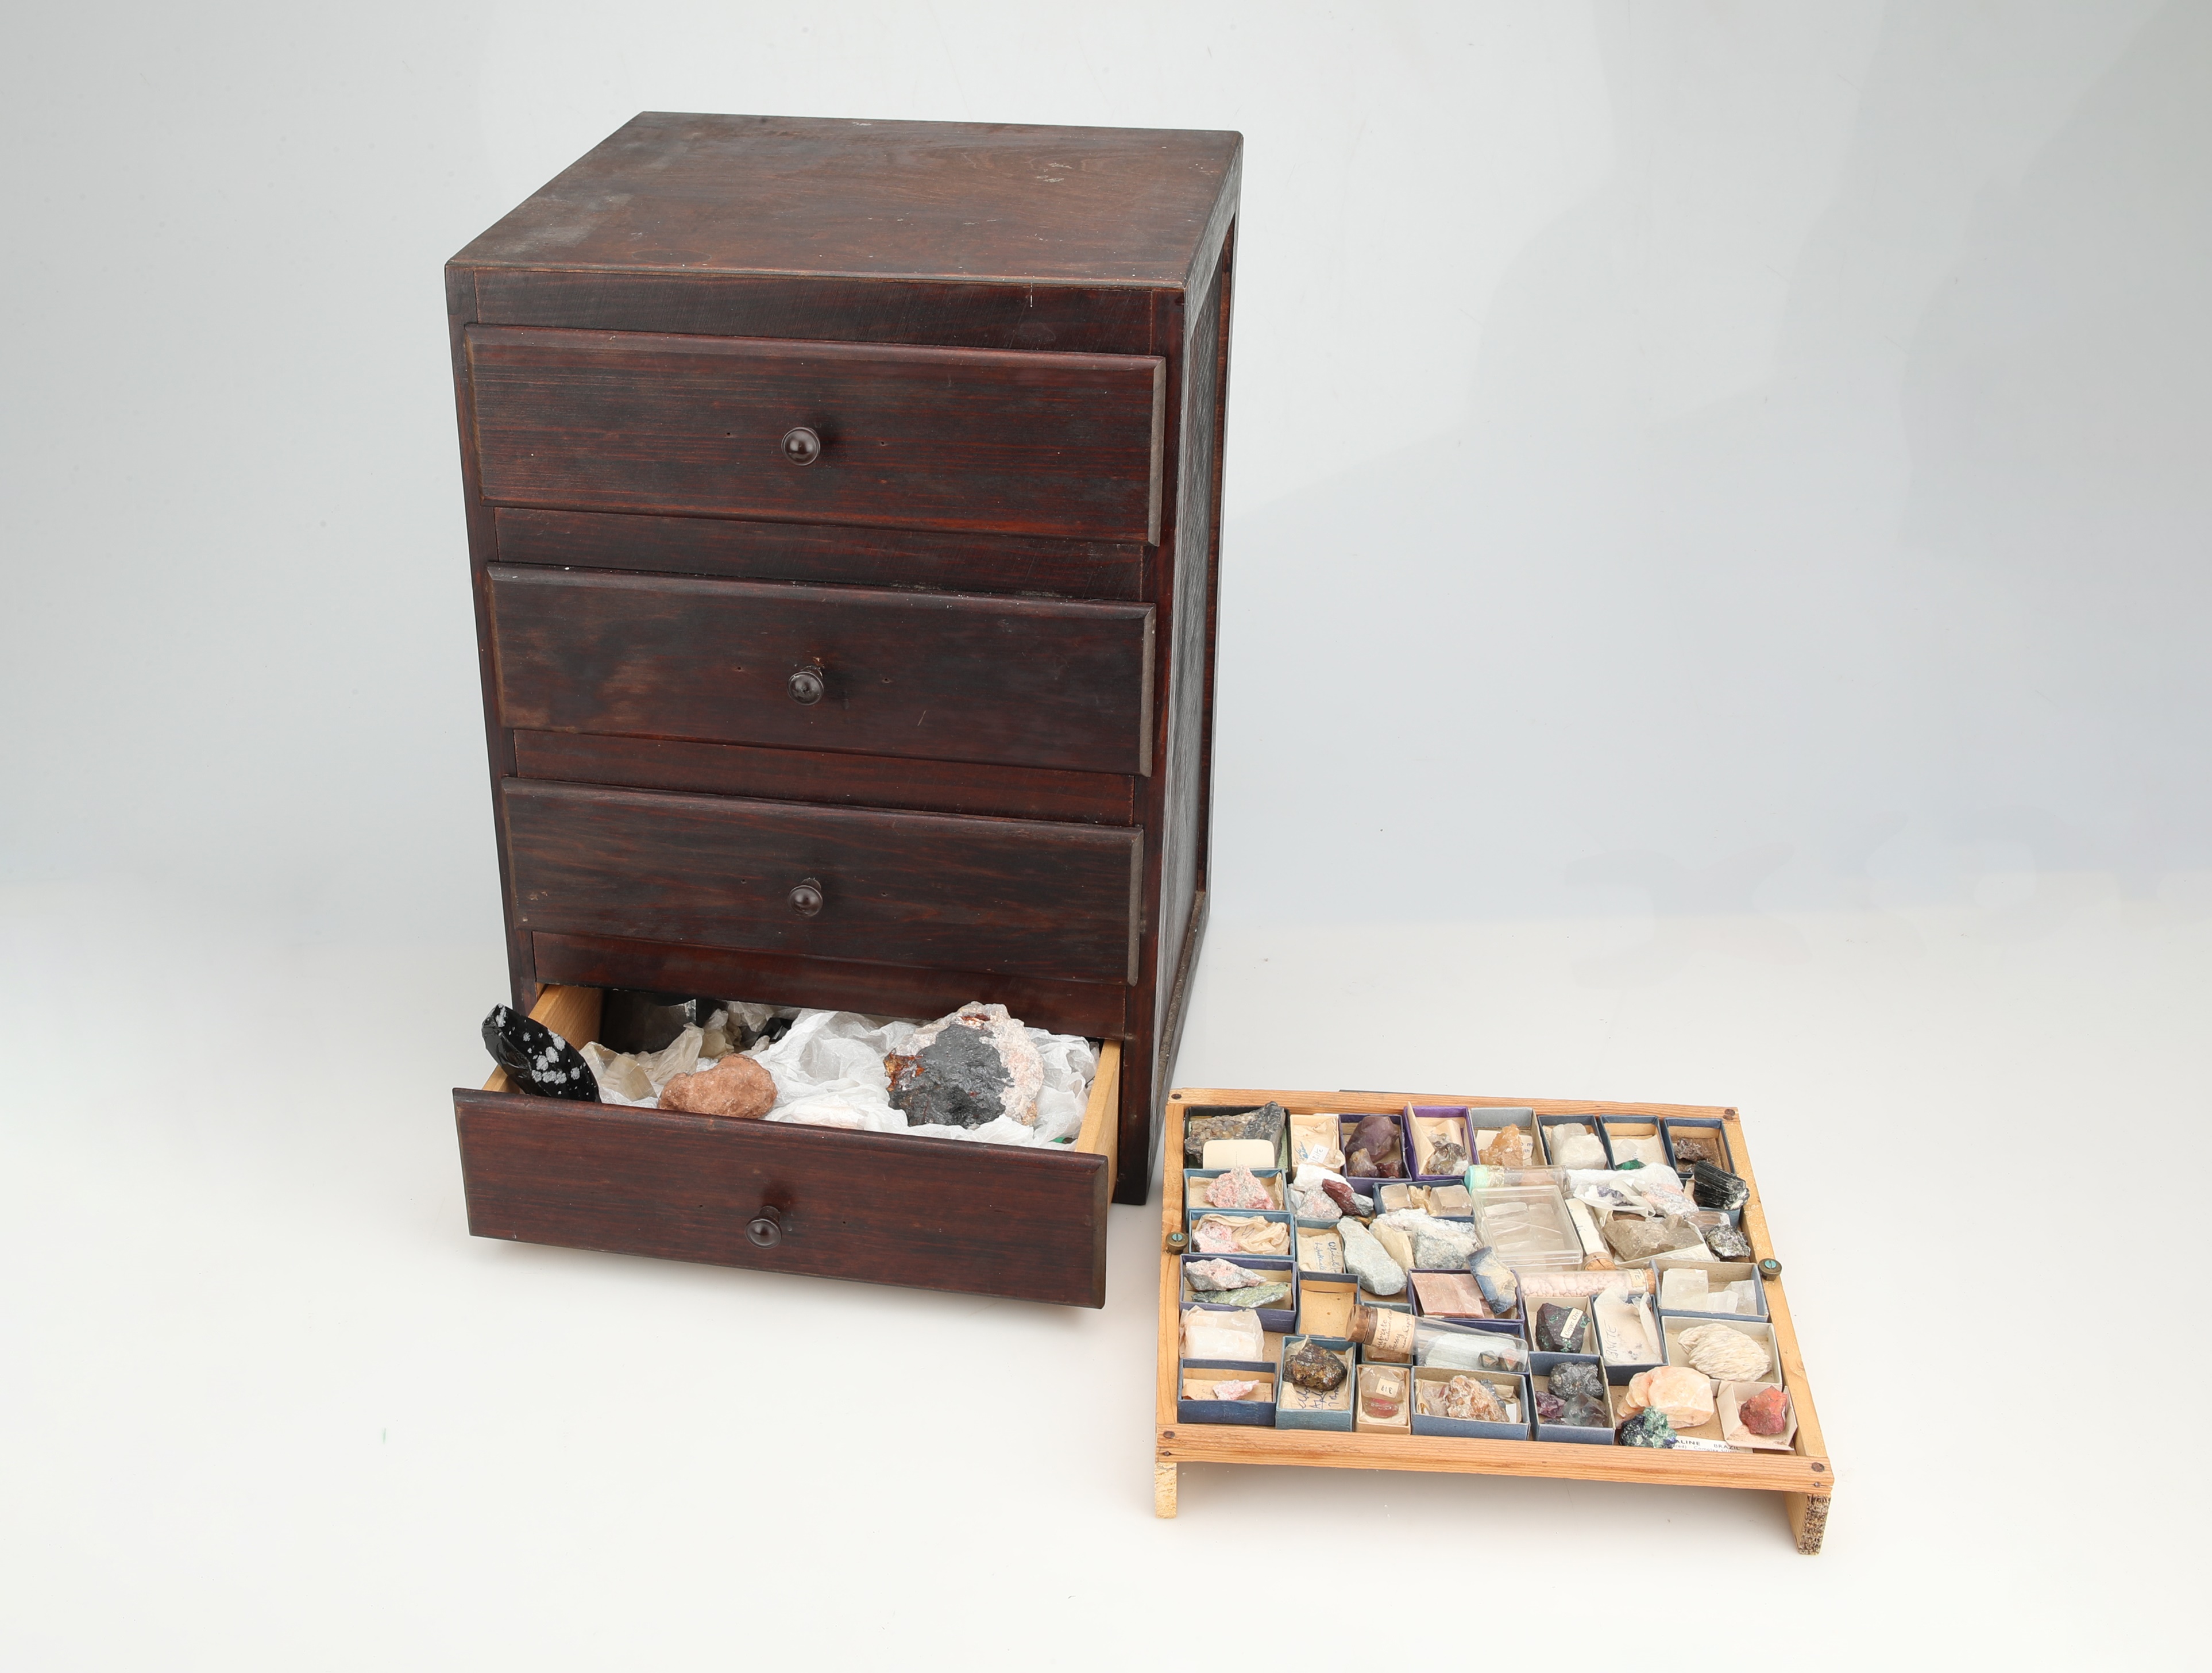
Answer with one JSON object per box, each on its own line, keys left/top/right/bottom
{"left": 453, "top": 112, "right": 1241, "bottom": 288}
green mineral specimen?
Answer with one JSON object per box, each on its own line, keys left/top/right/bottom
{"left": 1195, "top": 1283, "right": 1290, "bottom": 1310}
{"left": 1619, "top": 1407, "right": 1677, "bottom": 1448}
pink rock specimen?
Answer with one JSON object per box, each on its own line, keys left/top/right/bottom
{"left": 1622, "top": 1366, "right": 1716, "bottom": 1429}
{"left": 1211, "top": 1379, "right": 1261, "bottom": 1401}
{"left": 1205, "top": 1165, "right": 1273, "bottom": 1209}
{"left": 1739, "top": 1384, "right": 1792, "bottom": 1436}
{"left": 659, "top": 1054, "right": 776, "bottom": 1118}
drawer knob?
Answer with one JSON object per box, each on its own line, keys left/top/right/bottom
{"left": 746, "top": 1205, "right": 785, "bottom": 1248}
{"left": 789, "top": 877, "right": 824, "bottom": 918}
{"left": 787, "top": 664, "right": 826, "bottom": 705}
{"left": 780, "top": 426, "right": 823, "bottom": 466}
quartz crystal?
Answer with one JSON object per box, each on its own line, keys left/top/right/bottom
{"left": 883, "top": 1003, "right": 1043, "bottom": 1128}
{"left": 1558, "top": 1394, "right": 1609, "bottom": 1428}
{"left": 1609, "top": 1135, "right": 1669, "bottom": 1167}
{"left": 1422, "top": 1136, "right": 1471, "bottom": 1175}
{"left": 1677, "top": 1323, "right": 1769, "bottom": 1382}
{"left": 1181, "top": 1306, "right": 1264, "bottom": 1362}
{"left": 1338, "top": 1217, "right": 1407, "bottom": 1296}
{"left": 1659, "top": 1268, "right": 1711, "bottom": 1311}
{"left": 1548, "top": 1129, "right": 1608, "bottom": 1170}
{"left": 1478, "top": 1125, "right": 1535, "bottom": 1168}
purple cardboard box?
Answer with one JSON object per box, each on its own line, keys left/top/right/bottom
{"left": 1403, "top": 1105, "right": 1476, "bottom": 1182}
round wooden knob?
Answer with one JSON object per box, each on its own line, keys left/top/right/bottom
{"left": 789, "top": 877, "right": 824, "bottom": 918}
{"left": 746, "top": 1206, "right": 783, "bottom": 1248}
{"left": 787, "top": 664, "right": 825, "bottom": 705}
{"left": 780, "top": 426, "right": 822, "bottom": 466}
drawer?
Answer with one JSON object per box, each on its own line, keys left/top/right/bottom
{"left": 455, "top": 985, "right": 1121, "bottom": 1307}
{"left": 489, "top": 565, "right": 1154, "bottom": 775}
{"left": 503, "top": 779, "right": 1143, "bottom": 985}
{"left": 466, "top": 326, "right": 1165, "bottom": 542}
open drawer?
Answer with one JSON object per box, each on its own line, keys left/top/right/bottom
{"left": 453, "top": 985, "right": 1122, "bottom": 1307}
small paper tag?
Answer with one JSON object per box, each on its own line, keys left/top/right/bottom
{"left": 1367, "top": 1308, "right": 1417, "bottom": 1358}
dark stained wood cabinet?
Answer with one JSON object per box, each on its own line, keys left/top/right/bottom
{"left": 447, "top": 113, "right": 1238, "bottom": 1220}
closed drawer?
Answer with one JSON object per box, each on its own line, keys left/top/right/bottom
{"left": 503, "top": 780, "right": 1142, "bottom": 985}
{"left": 489, "top": 565, "right": 1154, "bottom": 774}
{"left": 466, "top": 326, "right": 1165, "bottom": 542}
{"left": 455, "top": 985, "right": 1121, "bottom": 1306}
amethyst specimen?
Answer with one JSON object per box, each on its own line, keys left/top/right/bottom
{"left": 1345, "top": 1115, "right": 1404, "bottom": 1179}
{"left": 482, "top": 1006, "right": 599, "bottom": 1101}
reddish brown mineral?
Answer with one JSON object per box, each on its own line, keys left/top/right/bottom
{"left": 1346, "top": 1115, "right": 1404, "bottom": 1178}
{"left": 659, "top": 1054, "right": 776, "bottom": 1118}
{"left": 1739, "top": 1384, "right": 1791, "bottom": 1436}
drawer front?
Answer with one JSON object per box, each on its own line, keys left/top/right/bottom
{"left": 453, "top": 1087, "right": 1108, "bottom": 1306}
{"left": 489, "top": 566, "right": 1154, "bottom": 775}
{"left": 503, "top": 780, "right": 1142, "bottom": 984}
{"left": 466, "top": 326, "right": 1165, "bottom": 542}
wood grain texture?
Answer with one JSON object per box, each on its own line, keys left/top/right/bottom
{"left": 513, "top": 731, "right": 1137, "bottom": 827}
{"left": 468, "top": 326, "right": 1164, "bottom": 543}
{"left": 495, "top": 507, "right": 1146, "bottom": 602}
{"left": 452, "top": 112, "right": 1241, "bottom": 286}
{"left": 457, "top": 988, "right": 1118, "bottom": 1306}
{"left": 489, "top": 565, "right": 1155, "bottom": 774}
{"left": 531, "top": 933, "right": 1129, "bottom": 1041}
{"left": 473, "top": 269, "right": 1161, "bottom": 357}
{"left": 455, "top": 1091, "right": 1109, "bottom": 1306}
{"left": 504, "top": 780, "right": 1142, "bottom": 984}
{"left": 1155, "top": 1093, "right": 1835, "bottom": 1541}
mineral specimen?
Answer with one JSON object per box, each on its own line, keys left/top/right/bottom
{"left": 1690, "top": 1160, "right": 1750, "bottom": 1212}
{"left": 1290, "top": 1185, "right": 1343, "bottom": 1222}
{"left": 1361, "top": 1370, "right": 1407, "bottom": 1420}
{"left": 1601, "top": 1216, "right": 1706, "bottom": 1262}
{"left": 1423, "top": 1136, "right": 1471, "bottom": 1175}
{"left": 1619, "top": 1408, "right": 1677, "bottom": 1447}
{"left": 1534, "top": 1302, "right": 1590, "bottom": 1354}
{"left": 1205, "top": 1166, "right": 1274, "bottom": 1209}
{"left": 1345, "top": 1116, "right": 1406, "bottom": 1179}
{"left": 1476, "top": 1337, "right": 1525, "bottom": 1373}
{"left": 1559, "top": 1394, "right": 1609, "bottom": 1428}
{"left": 1535, "top": 1390, "right": 1565, "bottom": 1422}
{"left": 1547, "top": 1128, "right": 1608, "bottom": 1170}
{"left": 1191, "top": 1215, "right": 1290, "bottom": 1256}
{"left": 1194, "top": 1283, "right": 1290, "bottom": 1311}
{"left": 1431, "top": 1374, "right": 1506, "bottom": 1423}
{"left": 1321, "top": 1177, "right": 1360, "bottom": 1215}
{"left": 659, "top": 1053, "right": 777, "bottom": 1118}
{"left": 1623, "top": 1366, "right": 1716, "bottom": 1428}
{"left": 1478, "top": 1124, "right": 1535, "bottom": 1168}
{"left": 1739, "top": 1384, "right": 1792, "bottom": 1436}
{"left": 1550, "top": 1360, "right": 1605, "bottom": 1400}
{"left": 1371, "top": 1220, "right": 1415, "bottom": 1271}
{"left": 1184, "top": 1101, "right": 1288, "bottom": 1166}
{"left": 1181, "top": 1306, "right": 1264, "bottom": 1362}
{"left": 1669, "top": 1132, "right": 1722, "bottom": 1167}
{"left": 1659, "top": 1267, "right": 1711, "bottom": 1311}
{"left": 482, "top": 1006, "right": 599, "bottom": 1101}
{"left": 1183, "top": 1259, "right": 1266, "bottom": 1292}
{"left": 1703, "top": 1221, "right": 1754, "bottom": 1260}
{"left": 1338, "top": 1217, "right": 1408, "bottom": 1296}
{"left": 1609, "top": 1135, "right": 1669, "bottom": 1167}
{"left": 1411, "top": 1273, "right": 1488, "bottom": 1316}
{"left": 1285, "top": 1339, "right": 1348, "bottom": 1393}
{"left": 1677, "top": 1323, "right": 1769, "bottom": 1382}
{"left": 1468, "top": 1243, "right": 1519, "bottom": 1317}
{"left": 1209, "top": 1379, "right": 1262, "bottom": 1401}
{"left": 883, "top": 1003, "right": 1043, "bottom": 1128}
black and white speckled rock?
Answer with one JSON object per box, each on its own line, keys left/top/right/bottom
{"left": 482, "top": 1006, "right": 600, "bottom": 1100}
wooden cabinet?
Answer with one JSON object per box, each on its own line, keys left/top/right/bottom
{"left": 447, "top": 113, "right": 1238, "bottom": 1245}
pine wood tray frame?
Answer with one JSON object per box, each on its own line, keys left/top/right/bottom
{"left": 1154, "top": 1088, "right": 1833, "bottom": 1552}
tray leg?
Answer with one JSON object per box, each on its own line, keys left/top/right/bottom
{"left": 1786, "top": 1490, "right": 1830, "bottom": 1555}
{"left": 1154, "top": 1460, "right": 1178, "bottom": 1518}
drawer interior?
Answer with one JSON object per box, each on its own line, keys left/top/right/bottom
{"left": 458, "top": 985, "right": 1121, "bottom": 1306}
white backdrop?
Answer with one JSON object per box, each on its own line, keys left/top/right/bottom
{"left": 3, "top": 5, "right": 2203, "bottom": 1668}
